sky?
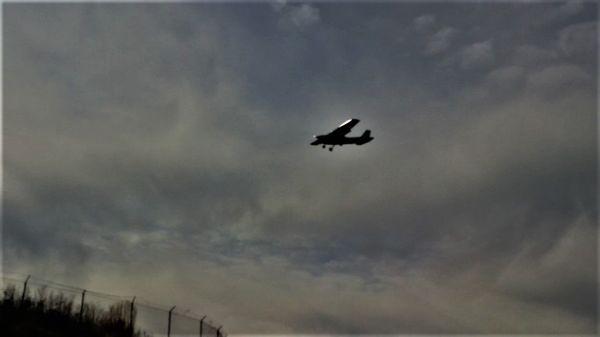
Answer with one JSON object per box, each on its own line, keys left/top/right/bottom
{"left": 2, "top": 1, "right": 598, "bottom": 335}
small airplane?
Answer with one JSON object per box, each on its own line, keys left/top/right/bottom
{"left": 310, "top": 118, "right": 373, "bottom": 151}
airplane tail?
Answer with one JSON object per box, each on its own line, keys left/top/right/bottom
{"left": 356, "top": 130, "right": 373, "bottom": 145}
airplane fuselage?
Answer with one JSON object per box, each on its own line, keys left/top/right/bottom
{"left": 311, "top": 133, "right": 373, "bottom": 146}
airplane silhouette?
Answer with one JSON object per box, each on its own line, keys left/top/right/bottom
{"left": 310, "top": 118, "right": 373, "bottom": 151}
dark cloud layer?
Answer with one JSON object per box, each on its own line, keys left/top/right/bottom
{"left": 3, "top": 2, "right": 597, "bottom": 334}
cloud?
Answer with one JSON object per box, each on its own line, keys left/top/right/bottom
{"left": 558, "top": 21, "right": 597, "bottom": 60}
{"left": 540, "top": 1, "right": 585, "bottom": 25}
{"left": 270, "top": 0, "right": 287, "bottom": 13}
{"left": 480, "top": 65, "right": 526, "bottom": 98}
{"left": 496, "top": 216, "right": 596, "bottom": 318}
{"left": 513, "top": 45, "right": 558, "bottom": 66}
{"left": 555, "top": 0, "right": 585, "bottom": 18}
{"left": 3, "top": 3, "right": 597, "bottom": 335}
{"left": 527, "top": 63, "right": 592, "bottom": 95}
{"left": 424, "top": 27, "right": 459, "bottom": 55}
{"left": 460, "top": 40, "right": 494, "bottom": 69}
{"left": 486, "top": 65, "right": 525, "bottom": 85}
{"left": 281, "top": 4, "right": 321, "bottom": 29}
{"left": 413, "top": 14, "right": 435, "bottom": 32}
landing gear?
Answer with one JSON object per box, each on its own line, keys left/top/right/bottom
{"left": 322, "top": 145, "right": 326, "bottom": 148}
{"left": 329, "top": 146, "right": 334, "bottom": 151}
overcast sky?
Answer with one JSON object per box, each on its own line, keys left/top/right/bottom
{"left": 3, "top": 2, "right": 598, "bottom": 335}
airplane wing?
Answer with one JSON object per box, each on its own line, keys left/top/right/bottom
{"left": 327, "top": 118, "right": 360, "bottom": 137}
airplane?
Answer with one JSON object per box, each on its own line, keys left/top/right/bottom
{"left": 310, "top": 118, "right": 373, "bottom": 151}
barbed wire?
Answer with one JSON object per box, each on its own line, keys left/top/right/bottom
{"left": 1, "top": 272, "right": 226, "bottom": 337}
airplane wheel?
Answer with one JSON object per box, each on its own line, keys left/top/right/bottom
{"left": 329, "top": 148, "right": 333, "bottom": 151}
{"left": 322, "top": 145, "right": 325, "bottom": 148}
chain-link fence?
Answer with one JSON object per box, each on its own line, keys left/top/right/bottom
{"left": 1, "top": 273, "right": 226, "bottom": 337}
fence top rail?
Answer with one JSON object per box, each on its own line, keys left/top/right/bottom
{"left": 1, "top": 272, "right": 226, "bottom": 336}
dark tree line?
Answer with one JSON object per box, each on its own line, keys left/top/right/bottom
{"left": 0, "top": 285, "right": 148, "bottom": 337}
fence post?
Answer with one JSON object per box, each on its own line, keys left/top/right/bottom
{"left": 167, "top": 306, "right": 176, "bottom": 337}
{"left": 79, "top": 290, "right": 86, "bottom": 321}
{"left": 20, "top": 275, "right": 31, "bottom": 305}
{"left": 199, "top": 315, "right": 206, "bottom": 337}
{"left": 130, "top": 296, "right": 136, "bottom": 337}
{"left": 216, "top": 325, "right": 222, "bottom": 337}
